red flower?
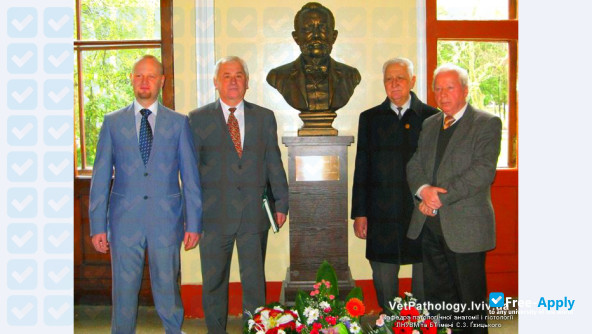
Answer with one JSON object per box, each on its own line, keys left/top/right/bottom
{"left": 400, "top": 306, "right": 420, "bottom": 321}
{"left": 313, "top": 322, "right": 323, "bottom": 330}
{"left": 345, "top": 298, "right": 365, "bottom": 317}
{"left": 392, "top": 320, "right": 414, "bottom": 334}
{"left": 326, "top": 315, "right": 337, "bottom": 325}
{"left": 420, "top": 319, "right": 438, "bottom": 334}
{"left": 310, "top": 330, "right": 319, "bottom": 334}
{"left": 296, "top": 324, "right": 305, "bottom": 333}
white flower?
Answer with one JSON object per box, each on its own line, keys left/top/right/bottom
{"left": 394, "top": 297, "right": 402, "bottom": 303}
{"left": 306, "top": 309, "right": 320, "bottom": 325}
{"left": 412, "top": 330, "right": 420, "bottom": 334}
{"left": 423, "top": 308, "right": 429, "bottom": 316}
{"left": 248, "top": 319, "right": 256, "bottom": 330}
{"left": 276, "top": 313, "right": 296, "bottom": 326}
{"left": 404, "top": 292, "right": 413, "bottom": 297}
{"left": 339, "top": 316, "right": 351, "bottom": 323}
{"left": 446, "top": 329, "right": 452, "bottom": 334}
{"left": 255, "top": 306, "right": 264, "bottom": 313}
{"left": 349, "top": 322, "right": 361, "bottom": 333}
{"left": 256, "top": 331, "right": 265, "bottom": 334}
{"left": 303, "top": 306, "right": 313, "bottom": 317}
{"left": 273, "top": 305, "right": 284, "bottom": 312}
{"left": 278, "top": 330, "right": 286, "bottom": 334}
{"left": 319, "top": 301, "right": 331, "bottom": 311}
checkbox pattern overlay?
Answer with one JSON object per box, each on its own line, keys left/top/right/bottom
{"left": 2, "top": 1, "right": 73, "bottom": 331}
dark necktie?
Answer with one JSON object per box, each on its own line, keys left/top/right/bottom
{"left": 396, "top": 106, "right": 403, "bottom": 119}
{"left": 139, "top": 108, "right": 153, "bottom": 165}
{"left": 443, "top": 115, "right": 455, "bottom": 130}
{"left": 227, "top": 107, "right": 242, "bottom": 158}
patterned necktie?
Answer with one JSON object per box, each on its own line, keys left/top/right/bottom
{"left": 443, "top": 115, "right": 455, "bottom": 130}
{"left": 139, "top": 108, "right": 153, "bottom": 165}
{"left": 396, "top": 106, "right": 403, "bottom": 119}
{"left": 227, "top": 107, "right": 242, "bottom": 158}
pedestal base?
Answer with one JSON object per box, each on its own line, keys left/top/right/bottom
{"left": 298, "top": 111, "right": 338, "bottom": 136}
{"left": 281, "top": 136, "right": 355, "bottom": 304}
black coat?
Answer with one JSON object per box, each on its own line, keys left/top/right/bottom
{"left": 352, "top": 92, "right": 438, "bottom": 264}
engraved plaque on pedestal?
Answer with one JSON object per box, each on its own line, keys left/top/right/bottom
{"left": 281, "top": 136, "right": 355, "bottom": 303}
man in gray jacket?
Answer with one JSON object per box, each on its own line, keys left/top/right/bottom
{"left": 407, "top": 64, "right": 501, "bottom": 333}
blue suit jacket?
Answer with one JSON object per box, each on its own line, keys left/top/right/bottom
{"left": 89, "top": 103, "right": 202, "bottom": 247}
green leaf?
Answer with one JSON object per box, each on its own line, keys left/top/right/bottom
{"left": 345, "top": 286, "right": 364, "bottom": 302}
{"left": 294, "top": 290, "right": 307, "bottom": 323}
{"left": 316, "top": 261, "right": 339, "bottom": 297}
{"left": 333, "top": 323, "right": 349, "bottom": 334}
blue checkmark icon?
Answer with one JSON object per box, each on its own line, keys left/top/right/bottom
{"left": 489, "top": 292, "right": 505, "bottom": 307}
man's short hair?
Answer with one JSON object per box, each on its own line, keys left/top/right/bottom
{"left": 213, "top": 56, "right": 249, "bottom": 82}
{"left": 382, "top": 57, "right": 414, "bottom": 78}
{"left": 433, "top": 63, "right": 469, "bottom": 89}
{"left": 294, "top": 2, "right": 335, "bottom": 31}
{"left": 133, "top": 55, "right": 164, "bottom": 75}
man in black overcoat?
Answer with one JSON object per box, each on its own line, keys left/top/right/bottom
{"left": 351, "top": 57, "right": 438, "bottom": 312}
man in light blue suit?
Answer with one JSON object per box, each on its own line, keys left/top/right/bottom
{"left": 89, "top": 55, "right": 202, "bottom": 334}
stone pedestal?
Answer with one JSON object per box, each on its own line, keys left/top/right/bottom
{"left": 280, "top": 136, "right": 355, "bottom": 304}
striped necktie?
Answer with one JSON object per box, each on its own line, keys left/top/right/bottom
{"left": 443, "top": 115, "right": 455, "bottom": 130}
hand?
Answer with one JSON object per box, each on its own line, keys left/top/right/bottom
{"left": 275, "top": 213, "right": 287, "bottom": 228}
{"left": 91, "top": 233, "right": 109, "bottom": 253}
{"left": 419, "top": 201, "right": 437, "bottom": 217}
{"left": 353, "top": 217, "right": 368, "bottom": 239}
{"left": 419, "top": 185, "right": 448, "bottom": 209}
{"left": 184, "top": 232, "right": 201, "bottom": 251}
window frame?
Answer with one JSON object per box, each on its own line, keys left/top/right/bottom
{"left": 426, "top": 0, "right": 518, "bottom": 168}
{"left": 74, "top": 0, "right": 175, "bottom": 176}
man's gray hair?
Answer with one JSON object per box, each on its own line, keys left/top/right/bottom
{"left": 382, "top": 57, "right": 414, "bottom": 78}
{"left": 433, "top": 63, "right": 469, "bottom": 89}
{"left": 213, "top": 56, "right": 249, "bottom": 82}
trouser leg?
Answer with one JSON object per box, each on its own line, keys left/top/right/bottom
{"left": 236, "top": 230, "right": 268, "bottom": 322}
{"left": 110, "top": 235, "right": 146, "bottom": 334}
{"left": 199, "top": 231, "right": 235, "bottom": 334}
{"left": 370, "top": 260, "right": 400, "bottom": 314}
{"left": 147, "top": 241, "right": 184, "bottom": 334}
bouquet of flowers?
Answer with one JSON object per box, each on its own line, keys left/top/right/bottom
{"left": 245, "top": 261, "right": 366, "bottom": 334}
{"left": 245, "top": 302, "right": 300, "bottom": 334}
{"left": 293, "top": 261, "right": 365, "bottom": 334}
{"left": 370, "top": 292, "right": 448, "bottom": 334}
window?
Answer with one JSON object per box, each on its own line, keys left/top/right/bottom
{"left": 426, "top": 0, "right": 518, "bottom": 167}
{"left": 74, "top": 0, "right": 174, "bottom": 174}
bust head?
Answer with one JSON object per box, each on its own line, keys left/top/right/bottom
{"left": 292, "top": 2, "right": 338, "bottom": 60}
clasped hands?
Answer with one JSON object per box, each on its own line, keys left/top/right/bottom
{"left": 419, "top": 185, "right": 447, "bottom": 217}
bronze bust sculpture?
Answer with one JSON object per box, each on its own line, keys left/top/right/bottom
{"left": 267, "top": 2, "right": 361, "bottom": 136}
